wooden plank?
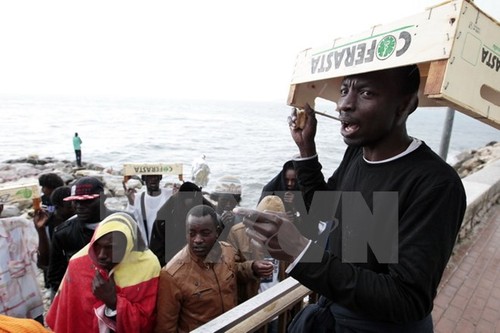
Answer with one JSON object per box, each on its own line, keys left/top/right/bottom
{"left": 192, "top": 277, "right": 311, "bottom": 333}
{"left": 286, "top": 84, "right": 297, "bottom": 106}
{"left": 424, "top": 59, "right": 448, "bottom": 95}
{"left": 226, "top": 285, "right": 311, "bottom": 333}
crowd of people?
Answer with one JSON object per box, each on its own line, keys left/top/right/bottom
{"left": 1, "top": 165, "right": 301, "bottom": 332}
{"left": 0, "top": 64, "right": 467, "bottom": 333}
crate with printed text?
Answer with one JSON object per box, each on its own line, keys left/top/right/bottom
{"left": 288, "top": 0, "right": 499, "bottom": 129}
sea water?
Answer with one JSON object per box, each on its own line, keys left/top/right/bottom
{"left": 0, "top": 94, "right": 498, "bottom": 208}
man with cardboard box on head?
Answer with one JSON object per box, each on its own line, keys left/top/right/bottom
{"left": 237, "top": 65, "right": 466, "bottom": 332}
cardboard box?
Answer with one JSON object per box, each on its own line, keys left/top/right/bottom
{"left": 288, "top": 0, "right": 499, "bottom": 129}
{"left": 0, "top": 183, "right": 40, "bottom": 204}
{"left": 123, "top": 163, "right": 183, "bottom": 176}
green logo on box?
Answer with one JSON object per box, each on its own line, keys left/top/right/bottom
{"left": 377, "top": 35, "right": 397, "bottom": 60}
{"left": 16, "top": 188, "right": 33, "bottom": 199}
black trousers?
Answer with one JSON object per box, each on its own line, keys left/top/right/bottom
{"left": 75, "top": 149, "right": 82, "bottom": 166}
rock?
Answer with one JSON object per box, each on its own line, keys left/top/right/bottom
{"left": 0, "top": 156, "right": 124, "bottom": 215}
{"left": 126, "top": 178, "right": 143, "bottom": 190}
{"left": 16, "top": 164, "right": 41, "bottom": 178}
{"left": 106, "top": 197, "right": 128, "bottom": 211}
{"left": 103, "top": 174, "right": 127, "bottom": 197}
{"left": 74, "top": 169, "right": 104, "bottom": 178}
{"left": 452, "top": 141, "right": 499, "bottom": 178}
{"left": 83, "top": 162, "right": 105, "bottom": 171}
{"left": 0, "top": 169, "right": 19, "bottom": 183}
{"left": 58, "top": 172, "right": 76, "bottom": 185}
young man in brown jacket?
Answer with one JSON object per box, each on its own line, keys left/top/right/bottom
{"left": 154, "top": 205, "right": 273, "bottom": 333}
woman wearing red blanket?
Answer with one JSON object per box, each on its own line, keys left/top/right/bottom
{"left": 46, "top": 212, "right": 161, "bottom": 333}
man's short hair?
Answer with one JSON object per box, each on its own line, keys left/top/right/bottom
{"left": 391, "top": 64, "right": 420, "bottom": 96}
{"left": 50, "top": 186, "right": 72, "bottom": 207}
{"left": 179, "top": 182, "right": 202, "bottom": 192}
{"left": 38, "top": 173, "right": 64, "bottom": 189}
{"left": 186, "top": 204, "right": 222, "bottom": 230}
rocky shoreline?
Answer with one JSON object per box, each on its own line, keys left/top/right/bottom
{"left": 0, "top": 141, "right": 499, "bottom": 218}
{"left": 1, "top": 157, "right": 141, "bottom": 217}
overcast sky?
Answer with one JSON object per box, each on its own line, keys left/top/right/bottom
{"left": 0, "top": 0, "right": 498, "bottom": 102}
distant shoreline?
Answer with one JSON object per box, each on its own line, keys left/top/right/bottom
{"left": 0, "top": 141, "right": 498, "bottom": 218}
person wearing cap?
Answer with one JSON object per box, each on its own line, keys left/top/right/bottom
{"left": 46, "top": 212, "right": 160, "bottom": 333}
{"left": 209, "top": 175, "right": 243, "bottom": 241}
{"left": 47, "top": 176, "right": 118, "bottom": 296}
{"left": 124, "top": 174, "right": 172, "bottom": 246}
{"left": 154, "top": 205, "right": 272, "bottom": 333}
{"left": 150, "top": 182, "right": 214, "bottom": 267}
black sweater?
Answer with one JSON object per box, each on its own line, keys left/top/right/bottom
{"left": 291, "top": 143, "right": 466, "bottom": 324}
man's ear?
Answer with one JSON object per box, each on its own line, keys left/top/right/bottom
{"left": 216, "top": 220, "right": 225, "bottom": 236}
{"left": 397, "top": 93, "right": 418, "bottom": 121}
{"left": 407, "top": 94, "right": 419, "bottom": 115}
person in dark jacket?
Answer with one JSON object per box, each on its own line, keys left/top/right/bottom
{"left": 38, "top": 173, "right": 65, "bottom": 210}
{"left": 47, "top": 176, "right": 116, "bottom": 296}
{"left": 210, "top": 175, "right": 243, "bottom": 242}
{"left": 149, "top": 182, "right": 215, "bottom": 267}
{"left": 33, "top": 186, "right": 75, "bottom": 289}
{"left": 34, "top": 173, "right": 65, "bottom": 290}
{"left": 238, "top": 65, "right": 466, "bottom": 332}
{"left": 259, "top": 160, "right": 298, "bottom": 204}
{"left": 259, "top": 160, "right": 312, "bottom": 237}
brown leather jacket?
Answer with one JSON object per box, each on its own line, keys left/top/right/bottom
{"left": 154, "top": 241, "right": 257, "bottom": 333}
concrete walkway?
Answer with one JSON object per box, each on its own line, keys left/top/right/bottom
{"left": 433, "top": 205, "right": 500, "bottom": 332}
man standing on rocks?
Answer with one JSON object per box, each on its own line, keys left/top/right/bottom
{"left": 73, "top": 132, "right": 83, "bottom": 167}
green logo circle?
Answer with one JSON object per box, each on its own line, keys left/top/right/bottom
{"left": 16, "top": 188, "right": 33, "bottom": 199}
{"left": 376, "top": 35, "right": 397, "bottom": 60}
